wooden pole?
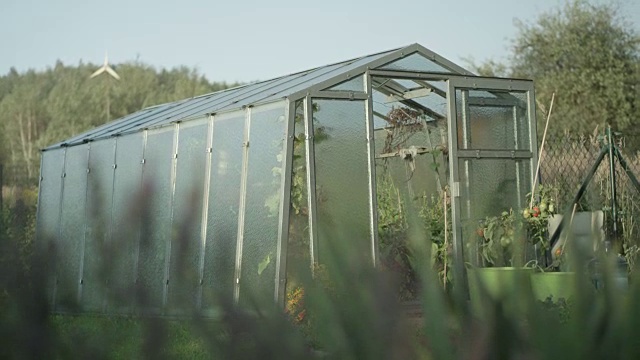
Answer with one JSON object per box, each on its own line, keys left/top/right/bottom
{"left": 530, "top": 93, "right": 556, "bottom": 209}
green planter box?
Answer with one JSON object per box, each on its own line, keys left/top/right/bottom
{"left": 467, "top": 267, "right": 534, "bottom": 318}
{"left": 530, "top": 272, "right": 577, "bottom": 303}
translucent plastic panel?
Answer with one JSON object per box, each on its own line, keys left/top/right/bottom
{"left": 216, "top": 51, "right": 393, "bottom": 113}
{"left": 56, "top": 144, "right": 89, "bottom": 310}
{"left": 313, "top": 100, "right": 371, "bottom": 263}
{"left": 82, "top": 139, "right": 115, "bottom": 311}
{"left": 379, "top": 53, "right": 453, "bottom": 73}
{"left": 371, "top": 79, "right": 447, "bottom": 132}
{"left": 469, "top": 90, "right": 498, "bottom": 98}
{"left": 458, "top": 159, "right": 532, "bottom": 266}
{"left": 110, "top": 133, "right": 143, "bottom": 312}
{"left": 376, "top": 150, "right": 446, "bottom": 202}
{"left": 212, "top": 63, "right": 347, "bottom": 114}
{"left": 374, "top": 123, "right": 447, "bottom": 198}
{"left": 167, "top": 119, "right": 208, "bottom": 313}
{"left": 411, "top": 82, "right": 448, "bottom": 119}
{"left": 286, "top": 101, "right": 310, "bottom": 294}
{"left": 456, "top": 90, "right": 530, "bottom": 150}
{"left": 393, "top": 79, "right": 419, "bottom": 89}
{"left": 138, "top": 128, "right": 174, "bottom": 312}
{"left": 201, "top": 111, "right": 244, "bottom": 311}
{"left": 36, "top": 149, "right": 64, "bottom": 304}
{"left": 324, "top": 75, "right": 365, "bottom": 92}
{"left": 36, "top": 151, "right": 64, "bottom": 245}
{"left": 371, "top": 89, "right": 394, "bottom": 129}
{"left": 461, "top": 159, "right": 532, "bottom": 219}
{"left": 239, "top": 103, "right": 286, "bottom": 306}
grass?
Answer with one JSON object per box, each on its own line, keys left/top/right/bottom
{"left": 50, "top": 315, "right": 215, "bottom": 359}
{"left": 4, "top": 142, "right": 640, "bottom": 358}
{"left": 3, "top": 226, "right": 640, "bottom": 359}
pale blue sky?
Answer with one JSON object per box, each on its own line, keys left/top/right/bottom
{"left": 1, "top": 0, "right": 638, "bottom": 83}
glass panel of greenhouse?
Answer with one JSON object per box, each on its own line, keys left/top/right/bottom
{"left": 35, "top": 43, "right": 537, "bottom": 316}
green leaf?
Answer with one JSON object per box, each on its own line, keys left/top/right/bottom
{"left": 258, "top": 253, "right": 272, "bottom": 275}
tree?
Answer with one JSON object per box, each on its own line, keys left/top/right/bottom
{"left": 514, "top": 0, "right": 640, "bottom": 134}
{"left": 0, "top": 61, "right": 241, "bottom": 187}
{"left": 0, "top": 71, "right": 53, "bottom": 182}
{"left": 470, "top": 1, "right": 640, "bottom": 136}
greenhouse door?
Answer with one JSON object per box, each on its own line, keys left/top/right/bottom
{"left": 446, "top": 77, "right": 538, "bottom": 286}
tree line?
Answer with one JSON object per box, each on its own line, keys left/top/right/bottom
{"left": 2, "top": 1, "right": 639, "bottom": 189}
{"left": 0, "top": 61, "right": 240, "bottom": 186}
{"left": 467, "top": 0, "right": 640, "bottom": 140}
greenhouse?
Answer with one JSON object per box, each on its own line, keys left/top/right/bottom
{"left": 35, "top": 43, "right": 538, "bottom": 316}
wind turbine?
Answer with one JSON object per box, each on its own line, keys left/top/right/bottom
{"left": 90, "top": 52, "right": 121, "bottom": 121}
{"left": 90, "top": 52, "right": 120, "bottom": 80}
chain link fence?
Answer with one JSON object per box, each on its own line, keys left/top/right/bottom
{"left": 539, "top": 128, "right": 640, "bottom": 266}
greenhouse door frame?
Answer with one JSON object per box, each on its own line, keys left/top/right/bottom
{"left": 445, "top": 76, "right": 538, "bottom": 292}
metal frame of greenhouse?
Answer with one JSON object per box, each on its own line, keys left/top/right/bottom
{"left": 35, "top": 43, "right": 538, "bottom": 316}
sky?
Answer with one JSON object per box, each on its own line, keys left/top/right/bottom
{"left": 1, "top": 0, "right": 638, "bottom": 83}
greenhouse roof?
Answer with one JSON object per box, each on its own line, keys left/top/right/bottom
{"left": 46, "top": 43, "right": 472, "bottom": 150}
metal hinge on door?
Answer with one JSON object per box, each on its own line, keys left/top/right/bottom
{"left": 452, "top": 182, "right": 460, "bottom": 197}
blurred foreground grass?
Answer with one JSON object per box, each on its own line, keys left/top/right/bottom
{"left": 8, "top": 252, "right": 640, "bottom": 359}
{"left": 3, "top": 197, "right": 640, "bottom": 359}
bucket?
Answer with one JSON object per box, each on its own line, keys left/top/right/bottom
{"left": 530, "top": 272, "right": 577, "bottom": 302}
{"left": 467, "top": 267, "right": 533, "bottom": 318}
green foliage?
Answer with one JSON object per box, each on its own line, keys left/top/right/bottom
{"left": 462, "top": 56, "right": 509, "bottom": 77}
{"left": 0, "top": 61, "right": 240, "bottom": 186}
{"left": 376, "top": 174, "right": 417, "bottom": 300}
{"left": 511, "top": 0, "right": 640, "bottom": 136}
{"left": 525, "top": 184, "right": 559, "bottom": 250}
{"left": 4, "top": 184, "right": 640, "bottom": 358}
{"left": 1, "top": 187, "right": 38, "bottom": 273}
{"left": 538, "top": 297, "right": 574, "bottom": 324}
{"left": 418, "top": 191, "right": 452, "bottom": 286}
{"left": 477, "top": 185, "right": 559, "bottom": 267}
{"left": 478, "top": 209, "right": 522, "bottom": 266}
{"left": 468, "top": 0, "right": 640, "bottom": 138}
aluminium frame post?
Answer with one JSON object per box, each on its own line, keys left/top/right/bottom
{"left": 104, "top": 138, "right": 118, "bottom": 312}
{"left": 458, "top": 88, "right": 475, "bottom": 266}
{"left": 161, "top": 124, "right": 180, "bottom": 313}
{"left": 196, "top": 114, "right": 215, "bottom": 310}
{"left": 133, "top": 130, "right": 149, "bottom": 314}
{"left": 303, "top": 96, "right": 319, "bottom": 271}
{"left": 77, "top": 143, "right": 92, "bottom": 306}
{"left": 513, "top": 105, "right": 524, "bottom": 210}
{"left": 445, "top": 80, "right": 466, "bottom": 297}
{"left": 275, "top": 100, "right": 296, "bottom": 306}
{"left": 364, "top": 71, "right": 380, "bottom": 267}
{"left": 525, "top": 86, "right": 540, "bottom": 263}
{"left": 233, "top": 107, "right": 252, "bottom": 304}
{"left": 52, "top": 148, "right": 69, "bottom": 311}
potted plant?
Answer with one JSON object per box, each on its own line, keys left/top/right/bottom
{"left": 467, "top": 209, "right": 535, "bottom": 317}
{"left": 530, "top": 247, "right": 578, "bottom": 302}
{"left": 468, "top": 185, "right": 563, "bottom": 313}
{"left": 523, "top": 185, "right": 581, "bottom": 302}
